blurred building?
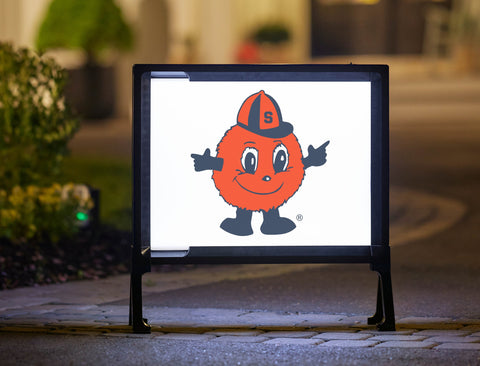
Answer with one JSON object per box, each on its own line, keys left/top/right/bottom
{"left": 311, "top": 0, "right": 450, "bottom": 56}
{"left": 0, "top": 0, "right": 478, "bottom": 118}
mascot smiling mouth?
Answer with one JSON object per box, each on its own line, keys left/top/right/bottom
{"left": 233, "top": 177, "right": 284, "bottom": 195}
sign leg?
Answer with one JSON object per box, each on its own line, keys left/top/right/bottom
{"left": 130, "top": 243, "right": 151, "bottom": 333}
{"left": 376, "top": 269, "right": 395, "bottom": 331}
{"left": 368, "top": 277, "right": 384, "bottom": 325}
{"left": 130, "top": 270, "right": 151, "bottom": 333}
{"left": 368, "top": 269, "right": 395, "bottom": 331}
{"left": 369, "top": 245, "right": 396, "bottom": 331}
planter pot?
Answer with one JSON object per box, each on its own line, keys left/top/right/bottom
{"left": 453, "top": 43, "right": 480, "bottom": 74}
{"left": 65, "top": 64, "right": 115, "bottom": 119}
{"left": 258, "top": 43, "right": 292, "bottom": 63}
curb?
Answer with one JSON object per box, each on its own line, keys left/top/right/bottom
{"left": 1, "top": 307, "right": 479, "bottom": 350}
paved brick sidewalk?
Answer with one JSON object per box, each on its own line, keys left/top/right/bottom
{"left": 0, "top": 183, "right": 473, "bottom": 353}
{"left": 1, "top": 305, "right": 479, "bottom": 350}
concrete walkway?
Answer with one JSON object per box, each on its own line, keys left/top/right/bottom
{"left": 0, "top": 187, "right": 472, "bottom": 354}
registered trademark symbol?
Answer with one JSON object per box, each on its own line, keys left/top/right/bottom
{"left": 296, "top": 214, "right": 303, "bottom": 221}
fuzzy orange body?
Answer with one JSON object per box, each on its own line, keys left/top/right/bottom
{"left": 212, "top": 125, "right": 305, "bottom": 212}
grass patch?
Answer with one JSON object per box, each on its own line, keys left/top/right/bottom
{"left": 59, "top": 155, "right": 132, "bottom": 230}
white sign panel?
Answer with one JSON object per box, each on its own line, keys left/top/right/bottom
{"left": 150, "top": 79, "right": 371, "bottom": 250}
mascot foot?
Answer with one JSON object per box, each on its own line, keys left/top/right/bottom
{"left": 220, "top": 208, "right": 253, "bottom": 236}
{"left": 261, "top": 208, "right": 296, "bottom": 235}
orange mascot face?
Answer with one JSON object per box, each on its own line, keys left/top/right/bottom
{"left": 213, "top": 125, "right": 305, "bottom": 212}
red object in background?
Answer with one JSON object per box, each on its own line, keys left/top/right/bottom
{"left": 236, "top": 41, "right": 260, "bottom": 63}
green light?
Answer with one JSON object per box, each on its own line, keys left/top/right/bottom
{"left": 76, "top": 212, "right": 89, "bottom": 221}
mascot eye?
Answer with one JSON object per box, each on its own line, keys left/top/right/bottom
{"left": 273, "top": 144, "right": 289, "bottom": 173}
{"left": 241, "top": 147, "right": 258, "bottom": 174}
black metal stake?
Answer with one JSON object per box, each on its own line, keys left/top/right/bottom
{"left": 369, "top": 246, "right": 396, "bottom": 331}
{"left": 129, "top": 246, "right": 151, "bottom": 333}
{"left": 376, "top": 269, "right": 396, "bottom": 331}
{"left": 368, "top": 277, "right": 384, "bottom": 325}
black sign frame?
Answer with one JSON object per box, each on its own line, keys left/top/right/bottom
{"left": 130, "top": 64, "right": 394, "bottom": 333}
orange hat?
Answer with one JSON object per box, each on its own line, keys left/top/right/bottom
{"left": 237, "top": 90, "right": 293, "bottom": 138}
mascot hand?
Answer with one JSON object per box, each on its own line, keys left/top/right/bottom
{"left": 302, "top": 140, "right": 329, "bottom": 169}
{"left": 191, "top": 148, "right": 224, "bottom": 171}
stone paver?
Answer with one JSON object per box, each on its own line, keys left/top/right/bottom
{"left": 463, "top": 326, "right": 480, "bottom": 332}
{"left": 264, "top": 338, "right": 323, "bottom": 346}
{"left": 102, "top": 332, "right": 135, "bottom": 337}
{"left": 413, "top": 329, "right": 473, "bottom": 337}
{"left": 428, "top": 336, "right": 480, "bottom": 343}
{"left": 453, "top": 320, "right": 480, "bottom": 327}
{"left": 154, "top": 327, "right": 212, "bottom": 334}
{"left": 294, "top": 314, "right": 346, "bottom": 327}
{"left": 256, "top": 326, "right": 306, "bottom": 331}
{"left": 205, "top": 329, "right": 264, "bottom": 337}
{"left": 397, "top": 317, "right": 460, "bottom": 330}
{"left": 435, "top": 343, "right": 480, "bottom": 350}
{"left": 1, "top": 311, "right": 480, "bottom": 351}
{"left": 358, "top": 329, "right": 417, "bottom": 335}
{"left": 2, "top": 296, "right": 480, "bottom": 351}
{"left": 320, "top": 340, "right": 379, "bottom": 348}
{"left": 56, "top": 321, "right": 110, "bottom": 327}
{"left": 213, "top": 336, "right": 269, "bottom": 343}
{"left": 375, "top": 341, "right": 437, "bottom": 349}
{"left": 262, "top": 331, "right": 318, "bottom": 338}
{"left": 125, "top": 333, "right": 156, "bottom": 338}
{"left": 335, "top": 316, "right": 367, "bottom": 326}
{"left": 310, "top": 327, "right": 357, "bottom": 333}
{"left": 368, "top": 335, "right": 428, "bottom": 342}
{"left": 156, "top": 333, "right": 216, "bottom": 341}
{"left": 313, "top": 332, "right": 372, "bottom": 341}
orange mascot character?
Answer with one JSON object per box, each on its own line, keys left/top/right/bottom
{"left": 192, "top": 90, "right": 329, "bottom": 236}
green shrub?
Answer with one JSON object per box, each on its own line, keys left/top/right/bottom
{"left": 252, "top": 23, "right": 291, "bottom": 44}
{"left": 60, "top": 156, "right": 131, "bottom": 230}
{"left": 36, "top": 0, "right": 133, "bottom": 64}
{"left": 0, "top": 183, "right": 93, "bottom": 244}
{"left": 0, "top": 43, "right": 84, "bottom": 244}
{"left": 0, "top": 42, "right": 79, "bottom": 189}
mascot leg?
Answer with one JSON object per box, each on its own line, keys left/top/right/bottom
{"left": 261, "top": 208, "right": 296, "bottom": 235}
{"left": 220, "top": 208, "right": 253, "bottom": 236}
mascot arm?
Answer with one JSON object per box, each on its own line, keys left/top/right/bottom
{"left": 191, "top": 148, "right": 224, "bottom": 171}
{"left": 302, "top": 140, "right": 329, "bottom": 169}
